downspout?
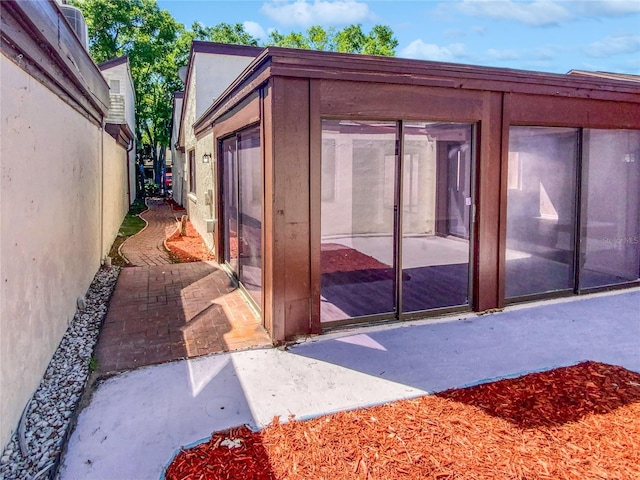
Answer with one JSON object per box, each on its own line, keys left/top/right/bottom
{"left": 126, "top": 136, "right": 134, "bottom": 206}
{"left": 100, "top": 118, "right": 105, "bottom": 263}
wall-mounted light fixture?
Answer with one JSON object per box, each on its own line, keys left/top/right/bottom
{"left": 202, "top": 153, "right": 212, "bottom": 163}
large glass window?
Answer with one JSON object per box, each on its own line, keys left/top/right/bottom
{"left": 220, "top": 127, "right": 262, "bottom": 308}
{"left": 237, "top": 128, "right": 262, "bottom": 306}
{"left": 506, "top": 127, "right": 578, "bottom": 298}
{"left": 320, "top": 120, "right": 474, "bottom": 324}
{"left": 221, "top": 137, "right": 238, "bottom": 273}
{"left": 580, "top": 129, "right": 640, "bottom": 289}
{"left": 402, "top": 123, "right": 473, "bottom": 312}
{"left": 320, "top": 120, "right": 397, "bottom": 322}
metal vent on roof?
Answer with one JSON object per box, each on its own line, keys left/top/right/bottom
{"left": 60, "top": 5, "right": 89, "bottom": 50}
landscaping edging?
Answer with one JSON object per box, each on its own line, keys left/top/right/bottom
{"left": 0, "top": 266, "right": 120, "bottom": 480}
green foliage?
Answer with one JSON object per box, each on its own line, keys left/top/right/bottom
{"left": 190, "top": 21, "right": 259, "bottom": 45}
{"left": 71, "top": 0, "right": 398, "bottom": 193}
{"left": 268, "top": 24, "right": 398, "bottom": 56}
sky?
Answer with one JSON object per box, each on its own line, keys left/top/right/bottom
{"left": 157, "top": 0, "right": 640, "bottom": 75}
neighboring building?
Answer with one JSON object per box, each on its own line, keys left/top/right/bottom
{"left": 170, "top": 91, "right": 185, "bottom": 205}
{"left": 192, "top": 47, "right": 640, "bottom": 342}
{"left": 1, "top": 1, "right": 131, "bottom": 449}
{"left": 177, "top": 41, "right": 263, "bottom": 250}
{"left": 98, "top": 55, "right": 136, "bottom": 205}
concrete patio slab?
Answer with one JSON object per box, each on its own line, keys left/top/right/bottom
{"left": 60, "top": 289, "right": 639, "bottom": 480}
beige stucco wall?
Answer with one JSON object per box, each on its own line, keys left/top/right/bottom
{"left": 182, "top": 52, "right": 257, "bottom": 250}
{"left": 1, "top": 56, "right": 103, "bottom": 448}
{"left": 187, "top": 131, "right": 216, "bottom": 251}
{"left": 101, "top": 61, "right": 136, "bottom": 205}
{"left": 102, "top": 133, "right": 129, "bottom": 256}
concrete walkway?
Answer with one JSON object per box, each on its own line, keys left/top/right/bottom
{"left": 121, "top": 199, "right": 177, "bottom": 266}
{"left": 60, "top": 289, "right": 640, "bottom": 480}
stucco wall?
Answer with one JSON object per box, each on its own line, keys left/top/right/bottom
{"left": 101, "top": 61, "right": 136, "bottom": 205}
{"left": 102, "top": 133, "right": 129, "bottom": 257}
{"left": 0, "top": 56, "right": 103, "bottom": 448}
{"left": 193, "top": 54, "right": 255, "bottom": 119}
{"left": 182, "top": 52, "right": 257, "bottom": 249}
{"left": 187, "top": 132, "right": 216, "bottom": 251}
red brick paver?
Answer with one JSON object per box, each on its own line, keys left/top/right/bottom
{"left": 97, "top": 198, "right": 272, "bottom": 374}
{"left": 95, "top": 261, "right": 271, "bottom": 374}
{"left": 121, "top": 198, "right": 177, "bottom": 266}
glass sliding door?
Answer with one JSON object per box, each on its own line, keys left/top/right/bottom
{"left": 401, "top": 123, "right": 473, "bottom": 313}
{"left": 505, "top": 127, "right": 579, "bottom": 299}
{"left": 580, "top": 129, "right": 640, "bottom": 289}
{"left": 221, "top": 137, "right": 239, "bottom": 273}
{"left": 237, "top": 127, "right": 262, "bottom": 306}
{"left": 220, "top": 126, "right": 262, "bottom": 308}
{"left": 320, "top": 120, "right": 475, "bottom": 324}
{"left": 320, "top": 120, "right": 397, "bottom": 322}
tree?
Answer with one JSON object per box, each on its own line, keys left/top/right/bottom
{"left": 268, "top": 24, "right": 398, "bottom": 56}
{"left": 190, "top": 21, "right": 259, "bottom": 46}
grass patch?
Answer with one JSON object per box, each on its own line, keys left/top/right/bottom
{"left": 108, "top": 200, "right": 148, "bottom": 266}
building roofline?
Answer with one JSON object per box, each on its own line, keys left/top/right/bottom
{"left": 194, "top": 47, "right": 640, "bottom": 133}
{"left": 98, "top": 55, "right": 129, "bottom": 70}
{"left": 192, "top": 41, "right": 264, "bottom": 58}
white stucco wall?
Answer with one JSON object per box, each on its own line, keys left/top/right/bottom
{"left": 101, "top": 61, "right": 136, "bottom": 205}
{"left": 0, "top": 56, "right": 103, "bottom": 448}
{"left": 182, "top": 52, "right": 256, "bottom": 249}
{"left": 102, "top": 134, "right": 129, "bottom": 256}
{"left": 193, "top": 54, "right": 255, "bottom": 119}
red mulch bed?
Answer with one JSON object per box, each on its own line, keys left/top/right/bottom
{"left": 166, "top": 221, "right": 215, "bottom": 262}
{"left": 165, "top": 361, "right": 640, "bottom": 479}
{"left": 166, "top": 198, "right": 186, "bottom": 212}
{"left": 321, "top": 243, "right": 390, "bottom": 274}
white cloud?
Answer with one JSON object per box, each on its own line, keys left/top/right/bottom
{"left": 456, "top": 0, "right": 571, "bottom": 26}
{"left": 575, "top": 0, "right": 640, "bottom": 16}
{"left": 585, "top": 34, "right": 640, "bottom": 57}
{"left": 487, "top": 48, "right": 520, "bottom": 60}
{"left": 260, "top": 0, "right": 372, "bottom": 27}
{"left": 243, "top": 21, "right": 268, "bottom": 40}
{"left": 400, "top": 40, "right": 467, "bottom": 61}
{"left": 454, "top": 0, "right": 640, "bottom": 26}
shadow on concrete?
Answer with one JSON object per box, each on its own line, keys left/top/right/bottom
{"left": 293, "top": 290, "right": 640, "bottom": 394}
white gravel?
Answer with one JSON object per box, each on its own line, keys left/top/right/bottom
{"left": 0, "top": 266, "right": 119, "bottom": 480}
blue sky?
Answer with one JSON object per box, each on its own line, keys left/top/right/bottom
{"left": 158, "top": 0, "right": 640, "bottom": 74}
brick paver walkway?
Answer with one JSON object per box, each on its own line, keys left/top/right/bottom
{"left": 96, "top": 262, "right": 271, "bottom": 373}
{"left": 121, "top": 198, "right": 177, "bottom": 266}
{"left": 96, "top": 199, "right": 272, "bottom": 374}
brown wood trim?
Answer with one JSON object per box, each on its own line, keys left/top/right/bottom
{"left": 271, "top": 77, "right": 312, "bottom": 339}
{"left": 1, "top": 1, "right": 109, "bottom": 125}
{"left": 210, "top": 93, "right": 260, "bottom": 139}
{"left": 473, "top": 91, "right": 504, "bottom": 312}
{"left": 98, "top": 55, "right": 128, "bottom": 70}
{"left": 262, "top": 80, "right": 278, "bottom": 340}
{"left": 192, "top": 41, "right": 263, "bottom": 58}
{"left": 194, "top": 68, "right": 271, "bottom": 135}
{"left": 309, "top": 79, "right": 322, "bottom": 334}
{"left": 265, "top": 48, "right": 639, "bottom": 101}
{"left": 509, "top": 94, "right": 640, "bottom": 129}
{"left": 497, "top": 93, "right": 512, "bottom": 308}
{"left": 320, "top": 80, "right": 485, "bottom": 121}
